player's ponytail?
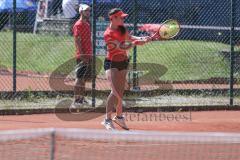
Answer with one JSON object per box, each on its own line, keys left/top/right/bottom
{"left": 117, "top": 25, "right": 127, "bottom": 36}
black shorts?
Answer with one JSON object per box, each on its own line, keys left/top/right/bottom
{"left": 104, "top": 59, "right": 129, "bottom": 71}
{"left": 75, "top": 59, "right": 92, "bottom": 80}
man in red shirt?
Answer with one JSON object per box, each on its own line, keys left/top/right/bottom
{"left": 70, "top": 4, "right": 92, "bottom": 109}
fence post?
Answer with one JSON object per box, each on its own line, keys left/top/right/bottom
{"left": 50, "top": 130, "right": 56, "bottom": 160}
{"left": 230, "top": 0, "right": 236, "bottom": 106}
{"left": 132, "top": 0, "right": 138, "bottom": 90}
{"left": 13, "top": 0, "right": 17, "bottom": 94}
{"left": 92, "top": 0, "right": 97, "bottom": 107}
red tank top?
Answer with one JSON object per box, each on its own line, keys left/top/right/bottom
{"left": 104, "top": 27, "right": 129, "bottom": 62}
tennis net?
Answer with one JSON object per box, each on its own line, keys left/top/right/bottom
{"left": 0, "top": 128, "right": 240, "bottom": 160}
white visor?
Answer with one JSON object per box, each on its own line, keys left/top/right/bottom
{"left": 79, "top": 4, "right": 90, "bottom": 12}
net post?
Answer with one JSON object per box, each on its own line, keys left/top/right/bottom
{"left": 12, "top": 0, "right": 17, "bottom": 95}
{"left": 230, "top": 0, "right": 236, "bottom": 106}
{"left": 50, "top": 130, "right": 56, "bottom": 160}
{"left": 91, "top": 0, "right": 97, "bottom": 108}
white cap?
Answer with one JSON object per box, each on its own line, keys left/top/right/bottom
{"left": 79, "top": 4, "right": 90, "bottom": 13}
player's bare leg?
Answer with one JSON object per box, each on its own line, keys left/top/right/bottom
{"left": 115, "top": 69, "right": 127, "bottom": 117}
{"left": 105, "top": 68, "right": 118, "bottom": 120}
{"left": 111, "top": 69, "right": 129, "bottom": 130}
{"left": 103, "top": 68, "right": 129, "bottom": 130}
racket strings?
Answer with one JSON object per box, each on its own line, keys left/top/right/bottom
{"left": 159, "top": 20, "right": 180, "bottom": 39}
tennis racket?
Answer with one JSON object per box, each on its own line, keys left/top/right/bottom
{"left": 139, "top": 19, "right": 180, "bottom": 41}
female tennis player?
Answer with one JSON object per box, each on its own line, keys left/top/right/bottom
{"left": 101, "top": 8, "right": 151, "bottom": 130}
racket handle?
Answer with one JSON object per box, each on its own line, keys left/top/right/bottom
{"left": 149, "top": 32, "right": 160, "bottom": 41}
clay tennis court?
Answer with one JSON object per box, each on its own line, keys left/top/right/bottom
{"left": 0, "top": 111, "right": 239, "bottom": 132}
{"left": 0, "top": 111, "right": 240, "bottom": 160}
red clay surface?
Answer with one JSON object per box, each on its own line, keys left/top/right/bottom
{"left": 54, "top": 140, "right": 240, "bottom": 160}
{"left": 1, "top": 72, "right": 240, "bottom": 91}
{"left": 1, "top": 111, "right": 240, "bottom": 160}
{"left": 1, "top": 138, "right": 240, "bottom": 160}
{"left": 0, "top": 111, "right": 239, "bottom": 132}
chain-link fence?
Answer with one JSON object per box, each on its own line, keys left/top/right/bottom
{"left": 0, "top": 0, "right": 239, "bottom": 109}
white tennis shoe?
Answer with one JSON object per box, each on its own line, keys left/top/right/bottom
{"left": 101, "top": 119, "right": 115, "bottom": 130}
{"left": 113, "top": 115, "right": 129, "bottom": 130}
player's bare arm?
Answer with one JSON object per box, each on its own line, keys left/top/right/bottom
{"left": 129, "top": 35, "right": 151, "bottom": 46}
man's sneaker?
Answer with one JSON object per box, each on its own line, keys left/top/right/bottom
{"left": 113, "top": 115, "right": 129, "bottom": 130}
{"left": 69, "top": 98, "right": 87, "bottom": 113}
{"left": 101, "top": 119, "right": 115, "bottom": 130}
{"left": 70, "top": 98, "right": 89, "bottom": 109}
{"left": 82, "top": 97, "right": 89, "bottom": 105}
